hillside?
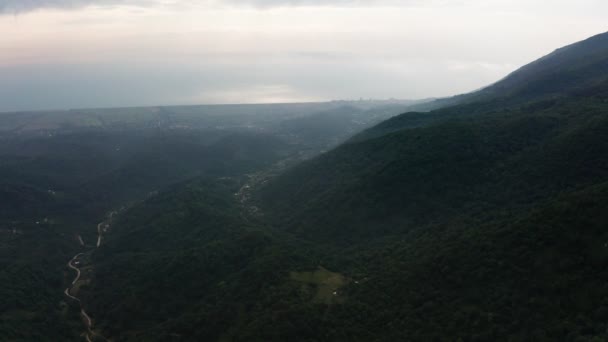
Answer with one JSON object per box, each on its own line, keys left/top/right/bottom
{"left": 0, "top": 128, "right": 292, "bottom": 341}
{"left": 406, "top": 31, "right": 608, "bottom": 113}
{"left": 83, "top": 180, "right": 321, "bottom": 341}
{"left": 250, "top": 32, "right": 608, "bottom": 339}
{"left": 4, "top": 100, "right": 406, "bottom": 341}
{"left": 260, "top": 96, "right": 608, "bottom": 242}
{"left": 65, "top": 32, "right": 608, "bottom": 341}
{"left": 483, "top": 31, "right": 608, "bottom": 100}
{"left": 1, "top": 97, "right": 430, "bottom": 340}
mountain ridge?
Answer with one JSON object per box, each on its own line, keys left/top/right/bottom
{"left": 407, "top": 30, "right": 608, "bottom": 113}
{"left": 28, "top": 31, "right": 608, "bottom": 340}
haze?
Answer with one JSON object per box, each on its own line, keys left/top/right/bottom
{"left": 0, "top": 0, "right": 606, "bottom": 112}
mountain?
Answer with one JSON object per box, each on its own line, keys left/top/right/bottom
{"left": 410, "top": 31, "right": 608, "bottom": 113}
{"left": 4, "top": 101, "right": 428, "bottom": 341}
{"left": 481, "top": 31, "right": 608, "bottom": 100}
{"left": 260, "top": 31, "right": 608, "bottom": 238}
{"left": 83, "top": 179, "right": 322, "bottom": 341}
{"left": 73, "top": 31, "right": 608, "bottom": 341}
{"left": 4, "top": 32, "right": 608, "bottom": 341}
{"left": 250, "top": 32, "right": 608, "bottom": 339}
{"left": 0, "top": 128, "right": 292, "bottom": 341}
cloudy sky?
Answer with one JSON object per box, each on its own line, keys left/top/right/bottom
{"left": 0, "top": 0, "right": 606, "bottom": 111}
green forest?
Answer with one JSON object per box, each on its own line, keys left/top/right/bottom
{"left": 2, "top": 31, "right": 608, "bottom": 341}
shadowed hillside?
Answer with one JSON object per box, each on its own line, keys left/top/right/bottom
{"left": 4, "top": 32, "right": 608, "bottom": 341}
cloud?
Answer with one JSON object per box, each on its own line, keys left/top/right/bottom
{"left": 4, "top": 0, "right": 606, "bottom": 14}
{"left": 0, "top": 0, "right": 124, "bottom": 13}
{"left": 0, "top": 0, "right": 418, "bottom": 14}
{"left": 0, "top": 0, "right": 605, "bottom": 111}
{"left": 222, "top": 0, "right": 377, "bottom": 8}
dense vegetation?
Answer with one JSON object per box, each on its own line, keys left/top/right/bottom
{"left": 1, "top": 99, "right": 419, "bottom": 340}
{"left": 260, "top": 96, "right": 608, "bottom": 243}
{"left": 0, "top": 223, "right": 82, "bottom": 341}
{"left": 73, "top": 32, "right": 608, "bottom": 341}
{"left": 85, "top": 180, "right": 318, "bottom": 341}
{"left": 0, "top": 128, "right": 292, "bottom": 341}
{"left": 3, "top": 32, "right": 608, "bottom": 341}
{"left": 252, "top": 32, "right": 608, "bottom": 340}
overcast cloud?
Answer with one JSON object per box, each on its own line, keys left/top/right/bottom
{"left": 0, "top": 0, "right": 606, "bottom": 111}
{"left": 0, "top": 0, "right": 118, "bottom": 13}
{"left": 0, "top": 0, "right": 410, "bottom": 13}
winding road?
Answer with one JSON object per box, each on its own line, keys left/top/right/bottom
{"left": 65, "top": 213, "right": 115, "bottom": 342}
{"left": 67, "top": 253, "right": 84, "bottom": 285}
{"left": 96, "top": 223, "right": 102, "bottom": 248}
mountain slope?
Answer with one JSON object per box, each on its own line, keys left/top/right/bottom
{"left": 85, "top": 179, "right": 324, "bottom": 341}
{"left": 329, "top": 181, "right": 608, "bottom": 340}
{"left": 405, "top": 31, "right": 608, "bottom": 113}
{"left": 483, "top": 31, "right": 608, "bottom": 99}
{"left": 251, "top": 32, "right": 608, "bottom": 339}
{"left": 79, "top": 32, "right": 608, "bottom": 341}
{"left": 259, "top": 96, "right": 608, "bottom": 242}
{"left": 0, "top": 127, "right": 293, "bottom": 341}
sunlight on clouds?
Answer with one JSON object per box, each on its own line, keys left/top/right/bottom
{"left": 0, "top": 0, "right": 606, "bottom": 110}
{"left": 187, "top": 84, "right": 323, "bottom": 104}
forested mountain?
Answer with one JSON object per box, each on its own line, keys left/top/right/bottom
{"left": 409, "top": 30, "right": 608, "bottom": 112}
{"left": 253, "top": 31, "right": 608, "bottom": 339}
{"left": 58, "top": 32, "right": 608, "bottom": 341}
{"left": 0, "top": 100, "right": 422, "bottom": 341}
{"left": 481, "top": 31, "right": 608, "bottom": 100}
{"left": 3, "top": 32, "right": 608, "bottom": 341}
{"left": 0, "top": 129, "right": 290, "bottom": 341}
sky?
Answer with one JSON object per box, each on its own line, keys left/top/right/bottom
{"left": 0, "top": 0, "right": 607, "bottom": 111}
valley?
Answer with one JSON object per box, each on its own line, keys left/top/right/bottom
{"left": 0, "top": 100, "right": 417, "bottom": 341}
{"left": 64, "top": 212, "right": 117, "bottom": 342}
{"left": 2, "top": 31, "right": 608, "bottom": 341}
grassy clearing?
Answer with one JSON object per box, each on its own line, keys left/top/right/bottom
{"left": 290, "top": 266, "right": 348, "bottom": 304}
